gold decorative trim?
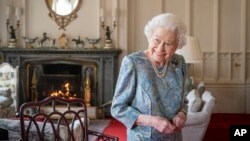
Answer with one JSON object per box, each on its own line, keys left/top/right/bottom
{"left": 44, "top": 0, "right": 82, "bottom": 30}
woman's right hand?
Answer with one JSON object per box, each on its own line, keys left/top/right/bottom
{"left": 150, "top": 115, "right": 176, "bottom": 134}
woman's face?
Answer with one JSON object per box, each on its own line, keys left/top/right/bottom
{"left": 147, "top": 27, "right": 178, "bottom": 65}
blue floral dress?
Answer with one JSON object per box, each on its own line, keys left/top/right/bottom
{"left": 111, "top": 51, "right": 188, "bottom": 141}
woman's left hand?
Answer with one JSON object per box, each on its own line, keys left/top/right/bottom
{"left": 172, "top": 111, "right": 187, "bottom": 132}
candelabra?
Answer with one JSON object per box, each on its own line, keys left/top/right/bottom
{"left": 101, "top": 21, "right": 116, "bottom": 49}
{"left": 6, "top": 6, "right": 21, "bottom": 48}
{"left": 100, "top": 8, "right": 117, "bottom": 49}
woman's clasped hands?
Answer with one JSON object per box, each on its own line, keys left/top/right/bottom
{"left": 149, "top": 112, "right": 187, "bottom": 134}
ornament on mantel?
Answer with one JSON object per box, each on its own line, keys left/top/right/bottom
{"left": 85, "top": 37, "right": 101, "bottom": 49}
{"left": 58, "top": 33, "right": 69, "bottom": 49}
{"left": 39, "top": 32, "right": 50, "bottom": 47}
{"left": 23, "top": 36, "right": 38, "bottom": 48}
{"left": 72, "top": 36, "right": 85, "bottom": 48}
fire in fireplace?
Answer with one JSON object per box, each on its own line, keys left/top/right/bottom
{"left": 48, "top": 68, "right": 92, "bottom": 106}
{"left": 23, "top": 59, "right": 97, "bottom": 106}
{"left": 50, "top": 82, "right": 77, "bottom": 99}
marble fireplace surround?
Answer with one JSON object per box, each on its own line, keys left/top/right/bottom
{"left": 0, "top": 48, "right": 122, "bottom": 112}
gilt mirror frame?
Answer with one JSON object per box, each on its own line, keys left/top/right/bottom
{"left": 45, "top": 0, "right": 82, "bottom": 30}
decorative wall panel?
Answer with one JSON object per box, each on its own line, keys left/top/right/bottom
{"left": 203, "top": 53, "right": 216, "bottom": 82}
{"left": 247, "top": 0, "right": 250, "bottom": 53}
{"left": 246, "top": 84, "right": 250, "bottom": 113}
{"left": 164, "top": 0, "right": 187, "bottom": 22}
{"left": 192, "top": 0, "right": 215, "bottom": 52}
{"left": 128, "top": 0, "right": 162, "bottom": 52}
{"left": 231, "top": 53, "right": 244, "bottom": 82}
{"left": 247, "top": 53, "right": 250, "bottom": 82}
{"left": 219, "top": 0, "right": 242, "bottom": 52}
{"left": 208, "top": 86, "right": 245, "bottom": 113}
{"left": 218, "top": 53, "right": 230, "bottom": 82}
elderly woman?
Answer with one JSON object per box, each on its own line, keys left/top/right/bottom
{"left": 111, "top": 13, "right": 189, "bottom": 141}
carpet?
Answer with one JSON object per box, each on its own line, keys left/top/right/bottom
{"left": 204, "top": 113, "right": 250, "bottom": 141}
{"left": 103, "top": 114, "right": 250, "bottom": 141}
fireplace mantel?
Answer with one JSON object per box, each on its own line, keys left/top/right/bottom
{"left": 0, "top": 48, "right": 122, "bottom": 112}
{"left": 0, "top": 48, "right": 122, "bottom": 61}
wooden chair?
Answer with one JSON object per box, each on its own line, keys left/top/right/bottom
{"left": 19, "top": 96, "right": 119, "bottom": 141}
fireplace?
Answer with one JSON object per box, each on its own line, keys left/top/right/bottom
{"left": 24, "top": 59, "right": 97, "bottom": 105}
{"left": 0, "top": 48, "right": 122, "bottom": 113}
{"left": 41, "top": 63, "right": 84, "bottom": 99}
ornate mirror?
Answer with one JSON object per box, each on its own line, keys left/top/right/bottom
{"left": 45, "top": 0, "right": 82, "bottom": 30}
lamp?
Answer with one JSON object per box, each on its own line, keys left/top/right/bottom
{"left": 176, "top": 36, "right": 203, "bottom": 63}
{"left": 176, "top": 36, "right": 203, "bottom": 92}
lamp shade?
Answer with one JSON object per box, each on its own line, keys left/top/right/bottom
{"left": 176, "top": 36, "right": 203, "bottom": 63}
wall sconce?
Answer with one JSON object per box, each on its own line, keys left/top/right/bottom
{"left": 6, "top": 6, "right": 21, "bottom": 48}
{"left": 176, "top": 36, "right": 203, "bottom": 92}
{"left": 99, "top": 8, "right": 117, "bottom": 49}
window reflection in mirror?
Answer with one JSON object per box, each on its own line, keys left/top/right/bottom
{"left": 47, "top": 0, "right": 79, "bottom": 16}
{"left": 45, "top": 0, "right": 82, "bottom": 30}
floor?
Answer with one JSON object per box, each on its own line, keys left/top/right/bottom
{"left": 103, "top": 114, "right": 250, "bottom": 141}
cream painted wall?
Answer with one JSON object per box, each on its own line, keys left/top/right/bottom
{"left": 0, "top": 0, "right": 250, "bottom": 113}
{"left": 0, "top": 0, "right": 128, "bottom": 54}
{"left": 26, "top": 0, "right": 100, "bottom": 47}
{"left": 0, "top": 0, "right": 122, "bottom": 49}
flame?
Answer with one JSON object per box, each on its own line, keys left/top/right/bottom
{"left": 50, "top": 83, "right": 76, "bottom": 99}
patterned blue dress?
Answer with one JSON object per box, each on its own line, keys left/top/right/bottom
{"left": 111, "top": 51, "right": 188, "bottom": 141}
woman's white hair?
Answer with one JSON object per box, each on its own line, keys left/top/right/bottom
{"left": 144, "top": 13, "right": 187, "bottom": 49}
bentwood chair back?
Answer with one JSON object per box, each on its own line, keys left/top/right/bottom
{"left": 19, "top": 96, "right": 118, "bottom": 141}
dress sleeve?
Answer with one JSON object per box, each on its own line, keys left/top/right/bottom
{"left": 110, "top": 56, "right": 141, "bottom": 129}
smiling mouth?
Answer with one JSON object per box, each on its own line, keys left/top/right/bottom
{"left": 154, "top": 51, "right": 166, "bottom": 57}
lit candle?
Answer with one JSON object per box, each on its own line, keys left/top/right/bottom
{"left": 6, "top": 6, "right": 11, "bottom": 19}
{"left": 99, "top": 8, "right": 105, "bottom": 22}
{"left": 15, "top": 7, "right": 21, "bottom": 20}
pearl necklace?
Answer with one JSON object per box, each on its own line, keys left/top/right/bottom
{"left": 152, "top": 61, "right": 168, "bottom": 78}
